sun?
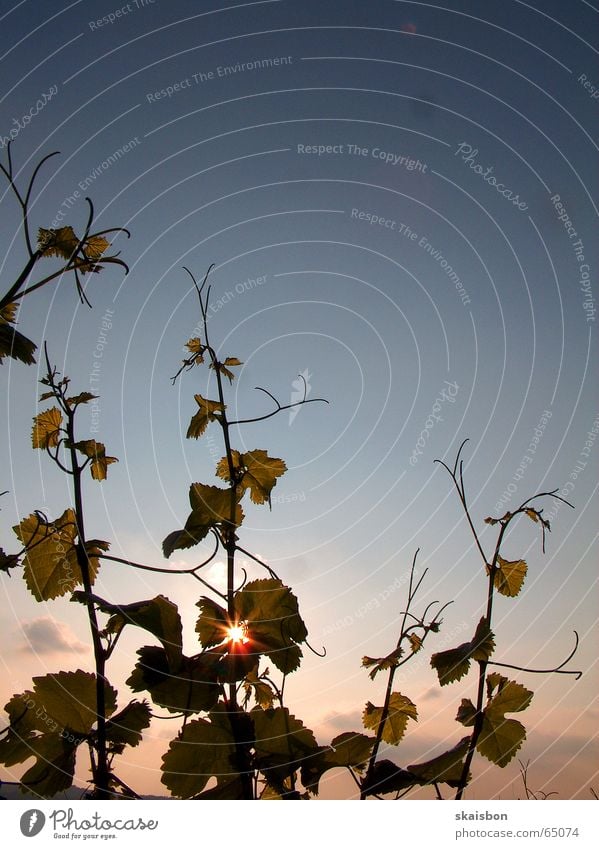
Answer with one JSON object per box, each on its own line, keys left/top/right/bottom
{"left": 226, "top": 622, "right": 249, "bottom": 644}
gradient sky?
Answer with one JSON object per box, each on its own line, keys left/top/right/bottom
{"left": 1, "top": 0, "right": 597, "bottom": 801}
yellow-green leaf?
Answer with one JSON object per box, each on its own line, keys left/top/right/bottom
{"left": 0, "top": 302, "right": 17, "bottom": 324}
{"left": 407, "top": 736, "right": 471, "bottom": 786}
{"left": 71, "top": 440, "right": 118, "bottom": 481}
{"left": 362, "top": 692, "right": 418, "bottom": 745}
{"left": 408, "top": 634, "right": 423, "bottom": 653}
{"left": 187, "top": 394, "right": 225, "bottom": 439}
{"left": 491, "top": 555, "right": 527, "bottom": 597}
{"left": 31, "top": 669, "right": 117, "bottom": 735}
{"left": 217, "top": 449, "right": 287, "bottom": 505}
{"left": 32, "top": 407, "right": 63, "bottom": 449}
{"left": 161, "top": 710, "right": 236, "bottom": 797}
{"left": 38, "top": 226, "right": 79, "bottom": 259}
{"left": 362, "top": 646, "right": 404, "bottom": 680}
{"left": 13, "top": 509, "right": 99, "bottom": 601}
{"left": 210, "top": 356, "right": 242, "bottom": 384}
{"left": 83, "top": 234, "right": 110, "bottom": 259}
{"left": 476, "top": 676, "right": 533, "bottom": 767}
{"left": 470, "top": 617, "right": 496, "bottom": 662}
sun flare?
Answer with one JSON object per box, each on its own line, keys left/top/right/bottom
{"left": 226, "top": 623, "right": 248, "bottom": 644}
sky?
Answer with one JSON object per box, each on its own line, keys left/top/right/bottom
{"left": 0, "top": 0, "right": 597, "bottom": 803}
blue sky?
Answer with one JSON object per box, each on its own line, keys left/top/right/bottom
{"left": 1, "top": 0, "right": 597, "bottom": 800}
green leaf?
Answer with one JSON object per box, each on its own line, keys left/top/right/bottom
{"left": 163, "top": 483, "right": 243, "bottom": 557}
{"left": 362, "top": 646, "right": 403, "bottom": 680}
{"left": 70, "top": 440, "right": 118, "bottom": 481}
{"left": 126, "top": 647, "right": 220, "bottom": 715}
{"left": 14, "top": 509, "right": 99, "bottom": 601}
{"left": 104, "top": 595, "right": 183, "bottom": 671}
{"left": 252, "top": 706, "right": 318, "bottom": 784}
{"left": 105, "top": 700, "right": 151, "bottom": 753}
{"left": 31, "top": 407, "right": 63, "bottom": 449}
{"left": 209, "top": 356, "right": 242, "bottom": 384}
{"left": 161, "top": 711, "right": 237, "bottom": 797}
{"left": 456, "top": 698, "right": 477, "bottom": 727}
{"left": 327, "top": 732, "right": 375, "bottom": 772}
{"left": 186, "top": 395, "right": 225, "bottom": 439}
{"left": 362, "top": 693, "right": 418, "bottom": 745}
{"left": 407, "top": 737, "right": 471, "bottom": 786}
{"left": 476, "top": 675, "right": 534, "bottom": 768}
{"left": 185, "top": 338, "right": 205, "bottom": 366}
{"left": 234, "top": 578, "right": 307, "bottom": 673}
{"left": 489, "top": 555, "right": 527, "bottom": 597}
{"left": 217, "top": 449, "right": 287, "bottom": 505}
{"left": 195, "top": 597, "right": 229, "bottom": 648}
{"left": 31, "top": 670, "right": 117, "bottom": 735}
{"left": 0, "top": 322, "right": 36, "bottom": 365}
{"left": 430, "top": 617, "right": 495, "bottom": 686}
{"left": 361, "top": 759, "right": 418, "bottom": 796}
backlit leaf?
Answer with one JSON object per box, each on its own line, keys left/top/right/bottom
{"left": 105, "top": 595, "right": 183, "bottom": 670}
{"left": 0, "top": 302, "right": 17, "bottom": 324}
{"left": 31, "top": 407, "right": 63, "bottom": 449}
{"left": 490, "top": 555, "right": 527, "bottom": 597}
{"left": 408, "top": 634, "right": 423, "bottom": 653}
{"left": 0, "top": 323, "right": 36, "bottom": 364}
{"left": 476, "top": 675, "right": 534, "bottom": 767}
{"left": 38, "top": 226, "right": 79, "bottom": 259}
{"left": 14, "top": 509, "right": 99, "bottom": 601}
{"left": 327, "top": 732, "right": 375, "bottom": 772}
{"left": 163, "top": 483, "right": 243, "bottom": 556}
{"left": 456, "top": 698, "right": 477, "bottom": 727}
{"left": 31, "top": 670, "right": 117, "bottom": 735}
{"left": 361, "top": 759, "right": 418, "bottom": 796}
{"left": 217, "top": 449, "right": 287, "bottom": 505}
{"left": 252, "top": 706, "right": 318, "bottom": 785}
{"left": 127, "top": 647, "right": 220, "bottom": 715}
{"left": 430, "top": 618, "right": 495, "bottom": 686}
{"left": 242, "top": 672, "right": 275, "bottom": 710}
{"left": 234, "top": 578, "right": 307, "bottom": 673}
{"left": 70, "top": 440, "right": 118, "bottom": 481}
{"left": 66, "top": 392, "right": 98, "bottom": 407}
{"left": 210, "top": 356, "right": 242, "bottom": 384}
{"left": 187, "top": 394, "right": 225, "bottom": 439}
{"left": 195, "top": 597, "right": 229, "bottom": 648}
{"left": 161, "top": 711, "right": 237, "bottom": 797}
{"left": 105, "top": 700, "right": 151, "bottom": 753}
{"left": 407, "top": 737, "right": 470, "bottom": 786}
{"left": 362, "top": 693, "right": 418, "bottom": 745}
{"left": 83, "top": 235, "right": 110, "bottom": 259}
{"left": 362, "top": 646, "right": 404, "bottom": 680}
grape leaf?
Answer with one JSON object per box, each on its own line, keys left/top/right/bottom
{"left": 234, "top": 578, "right": 307, "bottom": 673}
{"left": 105, "top": 700, "right": 151, "bottom": 753}
{"left": 83, "top": 235, "right": 110, "bottom": 259}
{"left": 430, "top": 617, "right": 495, "bottom": 686}
{"left": 300, "top": 732, "right": 375, "bottom": 795}
{"left": 242, "top": 671, "right": 275, "bottom": 709}
{"left": 104, "top": 595, "right": 183, "bottom": 670}
{"left": 31, "top": 407, "right": 63, "bottom": 449}
{"left": 361, "top": 759, "right": 418, "bottom": 796}
{"left": 476, "top": 675, "right": 534, "bottom": 768}
{"left": 408, "top": 634, "right": 423, "bottom": 653}
{"left": 362, "top": 646, "right": 403, "bottom": 680}
{"left": 209, "top": 356, "right": 242, "bottom": 384}
{"left": 38, "top": 226, "right": 79, "bottom": 259}
{"left": 362, "top": 693, "right": 418, "bottom": 745}
{"left": 489, "top": 555, "right": 527, "bottom": 597}
{"left": 163, "top": 483, "right": 243, "bottom": 557}
{"left": 0, "top": 301, "right": 18, "bottom": 323}
{"left": 195, "top": 597, "right": 229, "bottom": 648}
{"left": 161, "top": 712, "right": 237, "bottom": 797}
{"left": 0, "top": 323, "right": 36, "bottom": 365}
{"left": 187, "top": 394, "right": 225, "bottom": 439}
{"left": 70, "top": 440, "right": 118, "bottom": 481}
{"left": 217, "top": 449, "right": 287, "bottom": 505}
{"left": 126, "top": 647, "right": 220, "bottom": 715}
{"left": 13, "top": 509, "right": 100, "bottom": 601}
{"left": 32, "top": 670, "right": 117, "bottom": 734}
{"left": 456, "top": 698, "right": 477, "bottom": 727}
{"left": 66, "top": 392, "right": 98, "bottom": 407}
{"left": 407, "top": 736, "right": 471, "bottom": 786}
{"left": 252, "top": 706, "right": 318, "bottom": 785}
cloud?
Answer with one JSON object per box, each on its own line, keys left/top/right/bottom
{"left": 420, "top": 687, "right": 442, "bottom": 702}
{"left": 19, "top": 618, "right": 88, "bottom": 655}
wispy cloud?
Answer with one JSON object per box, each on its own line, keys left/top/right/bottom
{"left": 19, "top": 618, "right": 88, "bottom": 655}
